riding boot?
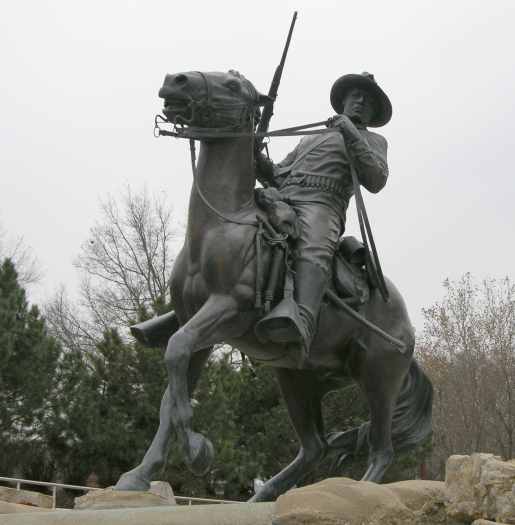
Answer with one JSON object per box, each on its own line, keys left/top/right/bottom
{"left": 293, "top": 260, "right": 328, "bottom": 353}
{"left": 255, "top": 260, "right": 328, "bottom": 354}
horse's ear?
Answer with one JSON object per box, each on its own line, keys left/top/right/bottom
{"left": 256, "top": 92, "right": 273, "bottom": 106}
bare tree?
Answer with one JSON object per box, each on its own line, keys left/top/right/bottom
{"left": 75, "top": 187, "right": 181, "bottom": 327}
{"left": 0, "top": 225, "right": 42, "bottom": 286}
{"left": 417, "top": 274, "right": 515, "bottom": 478}
{"left": 45, "top": 187, "right": 182, "bottom": 350}
{"left": 44, "top": 286, "right": 99, "bottom": 354}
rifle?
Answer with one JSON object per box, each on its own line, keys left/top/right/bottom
{"left": 256, "top": 11, "right": 298, "bottom": 154}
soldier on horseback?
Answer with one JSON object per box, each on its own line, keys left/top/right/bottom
{"left": 255, "top": 72, "right": 392, "bottom": 354}
{"left": 117, "top": 65, "right": 431, "bottom": 498}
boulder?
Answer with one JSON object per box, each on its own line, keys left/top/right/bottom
{"left": 74, "top": 487, "right": 174, "bottom": 510}
{"left": 445, "top": 453, "right": 515, "bottom": 523}
{"left": 149, "top": 481, "right": 176, "bottom": 504}
{"left": 274, "top": 477, "right": 448, "bottom": 525}
{"left": 0, "top": 486, "right": 53, "bottom": 508}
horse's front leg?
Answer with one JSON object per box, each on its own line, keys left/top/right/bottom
{"left": 166, "top": 294, "right": 239, "bottom": 475}
{"left": 115, "top": 347, "right": 212, "bottom": 490}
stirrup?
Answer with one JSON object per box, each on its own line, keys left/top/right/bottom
{"left": 255, "top": 298, "right": 304, "bottom": 344}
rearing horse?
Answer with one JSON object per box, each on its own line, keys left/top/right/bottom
{"left": 115, "top": 70, "right": 432, "bottom": 502}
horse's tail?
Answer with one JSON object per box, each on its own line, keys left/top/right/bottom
{"left": 327, "top": 358, "right": 433, "bottom": 465}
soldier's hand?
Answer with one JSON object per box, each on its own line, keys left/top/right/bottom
{"left": 255, "top": 152, "right": 278, "bottom": 187}
{"left": 255, "top": 152, "right": 275, "bottom": 177}
{"left": 255, "top": 187, "right": 282, "bottom": 208}
{"left": 334, "top": 114, "right": 358, "bottom": 131}
{"left": 329, "top": 114, "right": 361, "bottom": 141}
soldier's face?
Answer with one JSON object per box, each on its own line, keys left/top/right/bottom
{"left": 342, "top": 88, "right": 375, "bottom": 125}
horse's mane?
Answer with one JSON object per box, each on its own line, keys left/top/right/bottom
{"left": 227, "top": 69, "right": 246, "bottom": 80}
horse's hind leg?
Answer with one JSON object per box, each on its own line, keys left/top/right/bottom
{"left": 359, "top": 344, "right": 411, "bottom": 482}
{"left": 251, "top": 369, "right": 326, "bottom": 502}
{"left": 115, "top": 347, "right": 212, "bottom": 490}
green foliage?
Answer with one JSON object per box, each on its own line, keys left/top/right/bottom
{"left": 0, "top": 258, "right": 429, "bottom": 497}
{"left": 43, "top": 329, "right": 166, "bottom": 487}
{"left": 164, "top": 355, "right": 297, "bottom": 500}
{"left": 0, "top": 258, "right": 60, "bottom": 478}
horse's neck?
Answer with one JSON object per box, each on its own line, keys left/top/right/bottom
{"left": 186, "top": 136, "right": 255, "bottom": 233}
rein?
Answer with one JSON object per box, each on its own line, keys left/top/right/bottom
{"left": 188, "top": 138, "right": 259, "bottom": 227}
{"left": 154, "top": 115, "right": 335, "bottom": 140}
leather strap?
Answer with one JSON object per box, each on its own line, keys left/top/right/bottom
{"left": 341, "top": 138, "right": 389, "bottom": 302}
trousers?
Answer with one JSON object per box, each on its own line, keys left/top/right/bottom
{"left": 290, "top": 201, "right": 342, "bottom": 276}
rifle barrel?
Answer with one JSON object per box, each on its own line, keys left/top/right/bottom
{"left": 257, "top": 11, "right": 298, "bottom": 143}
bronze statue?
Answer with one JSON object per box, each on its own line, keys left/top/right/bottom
{"left": 114, "top": 69, "right": 432, "bottom": 502}
{"left": 255, "top": 72, "right": 391, "bottom": 357}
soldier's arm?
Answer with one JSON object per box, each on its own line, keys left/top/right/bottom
{"left": 255, "top": 143, "right": 300, "bottom": 188}
{"left": 346, "top": 132, "right": 388, "bottom": 193}
{"left": 336, "top": 117, "right": 389, "bottom": 193}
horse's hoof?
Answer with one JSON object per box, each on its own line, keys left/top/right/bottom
{"left": 186, "top": 432, "right": 214, "bottom": 476}
{"left": 361, "top": 450, "right": 394, "bottom": 483}
{"left": 248, "top": 486, "right": 274, "bottom": 502}
{"left": 114, "top": 468, "right": 151, "bottom": 491}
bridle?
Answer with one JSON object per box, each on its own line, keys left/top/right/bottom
{"left": 160, "top": 71, "right": 261, "bottom": 133}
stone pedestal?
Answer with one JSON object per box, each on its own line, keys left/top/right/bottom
{"left": 0, "top": 502, "right": 275, "bottom": 524}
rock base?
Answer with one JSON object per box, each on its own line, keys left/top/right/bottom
{"left": 274, "top": 477, "right": 448, "bottom": 525}
{"left": 446, "top": 453, "right": 515, "bottom": 524}
{"left": 0, "top": 502, "right": 274, "bottom": 524}
{"left": 75, "top": 488, "right": 169, "bottom": 510}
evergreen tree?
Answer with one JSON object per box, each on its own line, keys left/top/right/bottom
{"left": 0, "top": 258, "right": 60, "bottom": 478}
{"left": 43, "top": 328, "right": 166, "bottom": 487}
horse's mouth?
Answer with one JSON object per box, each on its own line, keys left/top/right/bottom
{"left": 161, "top": 96, "right": 192, "bottom": 122}
{"left": 163, "top": 104, "right": 192, "bottom": 124}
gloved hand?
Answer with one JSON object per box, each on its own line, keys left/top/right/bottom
{"left": 328, "top": 114, "right": 362, "bottom": 142}
{"left": 255, "top": 152, "right": 275, "bottom": 178}
{"left": 255, "top": 151, "right": 279, "bottom": 187}
{"left": 255, "top": 187, "right": 283, "bottom": 208}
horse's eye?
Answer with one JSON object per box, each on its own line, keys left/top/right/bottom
{"left": 226, "top": 80, "right": 241, "bottom": 92}
{"left": 175, "top": 74, "right": 188, "bottom": 84}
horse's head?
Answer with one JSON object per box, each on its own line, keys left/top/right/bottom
{"left": 158, "top": 70, "right": 270, "bottom": 130}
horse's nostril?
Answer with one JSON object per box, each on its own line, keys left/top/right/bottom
{"left": 175, "top": 74, "right": 188, "bottom": 84}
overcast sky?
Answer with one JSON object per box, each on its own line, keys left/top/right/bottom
{"left": 1, "top": 0, "right": 514, "bottom": 331}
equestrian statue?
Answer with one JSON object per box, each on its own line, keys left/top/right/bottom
{"left": 113, "top": 64, "right": 433, "bottom": 502}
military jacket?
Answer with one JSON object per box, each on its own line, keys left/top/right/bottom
{"left": 275, "top": 127, "right": 388, "bottom": 225}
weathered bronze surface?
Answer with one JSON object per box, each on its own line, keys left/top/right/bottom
{"left": 255, "top": 72, "right": 390, "bottom": 351}
{"left": 114, "top": 70, "right": 432, "bottom": 502}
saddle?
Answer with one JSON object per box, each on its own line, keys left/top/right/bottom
{"left": 254, "top": 188, "right": 371, "bottom": 309}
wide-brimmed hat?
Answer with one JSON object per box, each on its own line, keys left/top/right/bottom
{"left": 330, "top": 72, "right": 392, "bottom": 127}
